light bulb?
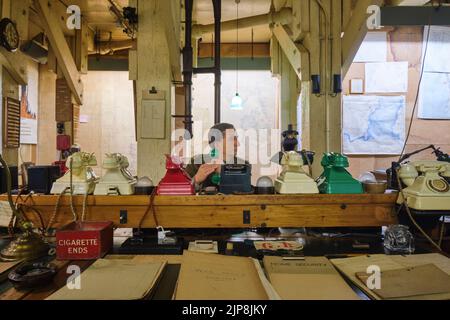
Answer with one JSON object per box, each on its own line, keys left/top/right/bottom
{"left": 230, "top": 93, "right": 243, "bottom": 110}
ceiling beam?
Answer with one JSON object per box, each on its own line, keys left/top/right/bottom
{"left": 35, "top": 0, "right": 83, "bottom": 105}
{"left": 0, "top": 50, "right": 27, "bottom": 85}
{"left": 342, "top": 0, "right": 385, "bottom": 78}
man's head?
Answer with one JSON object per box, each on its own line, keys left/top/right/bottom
{"left": 208, "top": 123, "right": 239, "bottom": 161}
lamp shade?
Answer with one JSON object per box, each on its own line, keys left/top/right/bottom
{"left": 230, "top": 93, "right": 243, "bottom": 110}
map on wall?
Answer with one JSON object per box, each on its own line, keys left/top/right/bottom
{"left": 343, "top": 95, "right": 406, "bottom": 155}
{"left": 418, "top": 26, "right": 450, "bottom": 120}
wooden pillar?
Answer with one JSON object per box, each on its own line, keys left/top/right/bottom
{"left": 279, "top": 51, "right": 300, "bottom": 132}
{"left": 37, "top": 64, "right": 57, "bottom": 165}
{"left": 272, "top": 0, "right": 342, "bottom": 176}
{"left": 135, "top": 0, "right": 174, "bottom": 182}
{"left": 305, "top": 0, "right": 327, "bottom": 176}
{"left": 327, "top": 0, "right": 342, "bottom": 153}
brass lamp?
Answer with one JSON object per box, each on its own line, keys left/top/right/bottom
{"left": 0, "top": 154, "right": 49, "bottom": 262}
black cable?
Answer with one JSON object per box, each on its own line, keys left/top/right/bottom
{"left": 398, "top": 8, "right": 435, "bottom": 162}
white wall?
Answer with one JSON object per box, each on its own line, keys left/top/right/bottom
{"left": 77, "top": 71, "right": 137, "bottom": 176}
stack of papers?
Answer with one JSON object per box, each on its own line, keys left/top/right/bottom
{"left": 331, "top": 253, "right": 450, "bottom": 300}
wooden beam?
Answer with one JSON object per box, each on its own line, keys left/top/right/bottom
{"left": 75, "top": 16, "right": 89, "bottom": 74}
{"left": 342, "top": 0, "right": 353, "bottom": 31}
{"left": 1, "top": 0, "right": 11, "bottom": 18}
{"left": 342, "top": 0, "right": 385, "bottom": 78}
{"left": 161, "top": 0, "right": 182, "bottom": 83}
{"left": 270, "top": 36, "right": 280, "bottom": 76}
{"left": 199, "top": 43, "right": 270, "bottom": 58}
{"left": 272, "top": 24, "right": 309, "bottom": 80}
{"left": 35, "top": 0, "right": 83, "bottom": 105}
{"left": 0, "top": 49, "right": 27, "bottom": 85}
{"left": 29, "top": 0, "right": 76, "bottom": 37}
{"left": 291, "top": 0, "right": 310, "bottom": 42}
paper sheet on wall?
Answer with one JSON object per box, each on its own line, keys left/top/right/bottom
{"left": 365, "top": 62, "right": 409, "bottom": 93}
{"left": 418, "top": 26, "right": 450, "bottom": 119}
{"left": 418, "top": 72, "right": 450, "bottom": 119}
{"left": 20, "top": 118, "right": 38, "bottom": 144}
{"left": 354, "top": 32, "right": 387, "bottom": 63}
{"left": 422, "top": 26, "right": 450, "bottom": 73}
{"left": 343, "top": 95, "right": 406, "bottom": 155}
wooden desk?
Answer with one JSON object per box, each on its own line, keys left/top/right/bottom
{"left": 0, "top": 192, "right": 398, "bottom": 228}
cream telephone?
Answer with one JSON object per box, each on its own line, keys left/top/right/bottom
{"left": 274, "top": 151, "right": 319, "bottom": 194}
{"left": 94, "top": 153, "right": 136, "bottom": 195}
{"left": 397, "top": 161, "right": 450, "bottom": 211}
{"left": 51, "top": 152, "right": 99, "bottom": 195}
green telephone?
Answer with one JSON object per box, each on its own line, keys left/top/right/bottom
{"left": 397, "top": 161, "right": 450, "bottom": 212}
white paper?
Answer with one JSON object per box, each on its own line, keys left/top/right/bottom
{"left": 418, "top": 72, "right": 450, "bottom": 120}
{"left": 20, "top": 118, "right": 38, "bottom": 145}
{"left": 79, "top": 114, "right": 90, "bottom": 123}
{"left": 423, "top": 26, "right": 450, "bottom": 73}
{"left": 343, "top": 95, "right": 406, "bottom": 155}
{"left": 350, "top": 79, "right": 364, "bottom": 94}
{"left": 365, "top": 62, "right": 409, "bottom": 93}
{"left": 354, "top": 32, "right": 387, "bottom": 63}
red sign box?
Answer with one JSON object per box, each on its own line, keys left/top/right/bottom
{"left": 56, "top": 221, "right": 113, "bottom": 260}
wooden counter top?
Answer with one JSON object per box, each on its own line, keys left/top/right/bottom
{"left": 0, "top": 192, "right": 399, "bottom": 228}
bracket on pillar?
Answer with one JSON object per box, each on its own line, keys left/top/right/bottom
{"left": 272, "top": 24, "right": 310, "bottom": 81}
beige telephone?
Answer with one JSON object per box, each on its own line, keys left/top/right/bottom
{"left": 94, "top": 153, "right": 136, "bottom": 195}
{"left": 51, "top": 152, "right": 99, "bottom": 195}
{"left": 274, "top": 151, "right": 319, "bottom": 194}
{"left": 397, "top": 161, "right": 450, "bottom": 211}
